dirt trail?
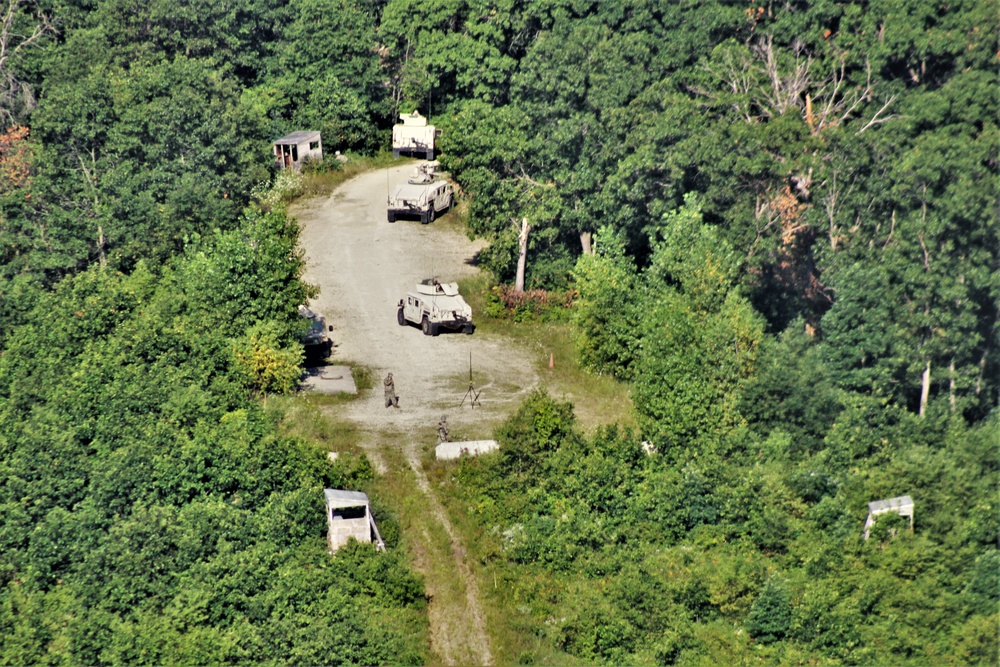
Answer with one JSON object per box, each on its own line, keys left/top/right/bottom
{"left": 292, "top": 164, "right": 539, "bottom": 665}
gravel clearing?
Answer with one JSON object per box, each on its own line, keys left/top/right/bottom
{"left": 293, "top": 163, "right": 539, "bottom": 443}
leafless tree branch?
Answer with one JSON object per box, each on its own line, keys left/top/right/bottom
{"left": 855, "top": 95, "right": 899, "bottom": 134}
{"left": 0, "top": 0, "right": 55, "bottom": 124}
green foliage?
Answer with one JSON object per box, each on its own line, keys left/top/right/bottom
{"left": 270, "top": 0, "right": 387, "bottom": 152}
{"left": 495, "top": 390, "right": 579, "bottom": 483}
{"left": 0, "top": 2, "right": 431, "bottom": 663}
{"left": 572, "top": 226, "right": 641, "bottom": 379}
{"left": 745, "top": 578, "right": 791, "bottom": 644}
{"left": 740, "top": 323, "right": 843, "bottom": 459}
{"left": 0, "top": 195, "right": 424, "bottom": 665}
{"left": 631, "top": 197, "right": 765, "bottom": 451}
{"left": 3, "top": 0, "right": 995, "bottom": 663}
{"left": 646, "top": 194, "right": 741, "bottom": 311}
{"left": 446, "top": 388, "right": 998, "bottom": 665}
{"left": 0, "top": 259, "right": 427, "bottom": 663}
{"left": 233, "top": 322, "right": 305, "bottom": 396}
{"left": 424, "top": 0, "right": 999, "bottom": 420}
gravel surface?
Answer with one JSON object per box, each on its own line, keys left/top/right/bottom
{"left": 293, "top": 163, "right": 539, "bottom": 443}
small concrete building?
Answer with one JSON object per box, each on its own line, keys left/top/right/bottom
{"left": 863, "top": 495, "right": 914, "bottom": 539}
{"left": 324, "top": 489, "right": 385, "bottom": 552}
{"left": 392, "top": 111, "right": 438, "bottom": 159}
{"left": 274, "top": 131, "right": 323, "bottom": 170}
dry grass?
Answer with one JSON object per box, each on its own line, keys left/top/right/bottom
{"left": 267, "top": 393, "right": 363, "bottom": 454}
{"left": 298, "top": 152, "right": 413, "bottom": 199}
{"left": 457, "top": 274, "right": 636, "bottom": 433}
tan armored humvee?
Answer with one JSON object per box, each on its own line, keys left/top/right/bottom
{"left": 392, "top": 111, "right": 438, "bottom": 159}
{"left": 397, "top": 279, "right": 474, "bottom": 336}
{"left": 387, "top": 162, "right": 454, "bottom": 223}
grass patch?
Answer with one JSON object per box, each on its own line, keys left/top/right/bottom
{"left": 349, "top": 362, "right": 374, "bottom": 393}
{"left": 268, "top": 393, "right": 362, "bottom": 454}
{"left": 427, "top": 455, "right": 590, "bottom": 667}
{"left": 430, "top": 196, "right": 473, "bottom": 237}
{"left": 511, "top": 318, "right": 635, "bottom": 432}
{"left": 456, "top": 274, "right": 635, "bottom": 432}
{"left": 298, "top": 152, "right": 415, "bottom": 199}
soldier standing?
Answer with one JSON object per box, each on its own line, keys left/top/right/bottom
{"left": 437, "top": 415, "right": 449, "bottom": 444}
{"left": 384, "top": 372, "right": 399, "bottom": 409}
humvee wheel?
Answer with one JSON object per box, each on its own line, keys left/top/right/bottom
{"left": 428, "top": 207, "right": 436, "bottom": 223}
{"left": 463, "top": 324, "right": 474, "bottom": 335}
{"left": 421, "top": 316, "right": 432, "bottom": 336}
{"left": 397, "top": 308, "right": 406, "bottom": 326}
{"left": 387, "top": 211, "right": 396, "bottom": 223}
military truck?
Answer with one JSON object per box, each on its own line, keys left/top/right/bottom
{"left": 387, "top": 162, "right": 453, "bottom": 223}
{"left": 392, "top": 110, "right": 438, "bottom": 159}
{"left": 298, "top": 304, "right": 334, "bottom": 358}
{"left": 397, "top": 279, "right": 474, "bottom": 335}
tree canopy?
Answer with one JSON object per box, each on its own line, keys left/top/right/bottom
{"left": 0, "top": 0, "right": 995, "bottom": 662}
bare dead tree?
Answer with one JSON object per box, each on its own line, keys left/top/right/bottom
{"left": 514, "top": 217, "right": 530, "bottom": 292}
{"left": 697, "top": 45, "right": 760, "bottom": 123}
{"left": 754, "top": 35, "right": 811, "bottom": 118}
{"left": 741, "top": 38, "right": 901, "bottom": 137}
{"left": 746, "top": 193, "right": 781, "bottom": 260}
{"left": 0, "top": 0, "right": 55, "bottom": 125}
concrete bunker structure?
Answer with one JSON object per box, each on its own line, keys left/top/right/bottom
{"left": 324, "top": 488, "right": 385, "bottom": 552}
{"left": 863, "top": 495, "right": 914, "bottom": 539}
{"left": 392, "top": 111, "right": 438, "bottom": 159}
{"left": 274, "top": 131, "right": 323, "bottom": 170}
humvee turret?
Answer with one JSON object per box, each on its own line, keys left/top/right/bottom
{"left": 397, "top": 279, "right": 474, "bottom": 336}
{"left": 387, "top": 162, "right": 453, "bottom": 223}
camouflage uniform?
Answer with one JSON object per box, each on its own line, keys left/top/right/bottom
{"left": 437, "top": 415, "right": 449, "bottom": 444}
{"left": 384, "top": 373, "right": 399, "bottom": 409}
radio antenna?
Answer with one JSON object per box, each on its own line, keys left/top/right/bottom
{"left": 460, "top": 349, "right": 481, "bottom": 408}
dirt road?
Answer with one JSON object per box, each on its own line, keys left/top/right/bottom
{"left": 292, "top": 164, "right": 540, "bottom": 665}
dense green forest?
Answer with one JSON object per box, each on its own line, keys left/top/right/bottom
{"left": 0, "top": 0, "right": 425, "bottom": 663}
{"left": 0, "top": 0, "right": 996, "bottom": 664}
{"left": 423, "top": 1, "right": 998, "bottom": 663}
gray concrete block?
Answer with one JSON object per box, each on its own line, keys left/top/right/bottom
{"left": 302, "top": 365, "right": 357, "bottom": 394}
{"left": 436, "top": 439, "right": 499, "bottom": 460}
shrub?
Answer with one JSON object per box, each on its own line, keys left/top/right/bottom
{"left": 483, "top": 284, "right": 576, "bottom": 322}
{"left": 746, "top": 578, "right": 791, "bottom": 644}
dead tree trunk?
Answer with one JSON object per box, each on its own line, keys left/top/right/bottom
{"left": 97, "top": 225, "right": 106, "bottom": 267}
{"left": 580, "top": 230, "right": 593, "bottom": 255}
{"left": 949, "top": 358, "right": 956, "bottom": 412}
{"left": 514, "top": 217, "right": 530, "bottom": 293}
{"left": 919, "top": 360, "right": 931, "bottom": 417}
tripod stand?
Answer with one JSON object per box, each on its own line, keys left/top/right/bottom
{"left": 460, "top": 350, "right": 481, "bottom": 408}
